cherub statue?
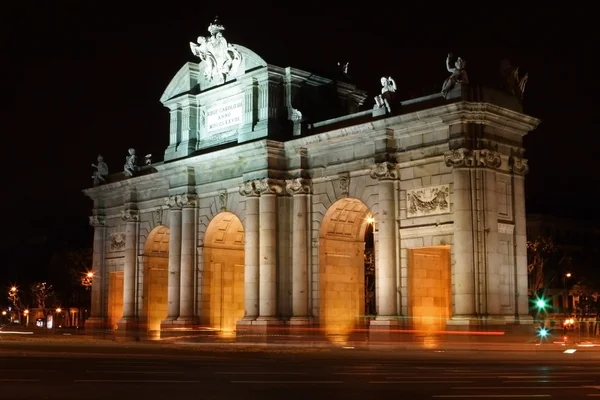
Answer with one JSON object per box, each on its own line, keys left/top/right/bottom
{"left": 91, "top": 155, "right": 109, "bottom": 185}
{"left": 374, "top": 76, "right": 397, "bottom": 113}
{"left": 145, "top": 154, "right": 152, "bottom": 166}
{"left": 500, "top": 59, "right": 528, "bottom": 100}
{"left": 442, "top": 53, "right": 469, "bottom": 98}
{"left": 123, "top": 148, "right": 139, "bottom": 177}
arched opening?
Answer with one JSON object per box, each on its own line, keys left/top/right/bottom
{"left": 201, "top": 212, "right": 245, "bottom": 333}
{"left": 141, "top": 226, "right": 170, "bottom": 336}
{"left": 319, "top": 198, "right": 371, "bottom": 340}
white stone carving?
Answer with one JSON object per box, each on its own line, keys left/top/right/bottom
{"left": 500, "top": 59, "right": 528, "bottom": 100}
{"left": 374, "top": 77, "right": 397, "bottom": 113}
{"left": 124, "top": 148, "right": 138, "bottom": 177}
{"left": 218, "top": 189, "right": 228, "bottom": 211}
{"left": 498, "top": 223, "right": 515, "bottom": 235}
{"left": 190, "top": 17, "right": 242, "bottom": 84}
{"left": 91, "top": 155, "right": 108, "bottom": 185}
{"left": 442, "top": 53, "right": 469, "bottom": 98}
{"left": 406, "top": 184, "right": 450, "bottom": 218}
{"left": 109, "top": 232, "right": 126, "bottom": 251}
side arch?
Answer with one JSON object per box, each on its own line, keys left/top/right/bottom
{"left": 200, "top": 212, "right": 245, "bottom": 333}
{"left": 141, "top": 225, "right": 170, "bottom": 335}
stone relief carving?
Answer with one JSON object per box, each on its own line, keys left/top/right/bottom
{"left": 123, "top": 148, "right": 139, "bottom": 177}
{"left": 239, "top": 180, "right": 260, "bottom": 197}
{"left": 442, "top": 53, "right": 469, "bottom": 98}
{"left": 91, "top": 155, "right": 108, "bottom": 185}
{"left": 406, "top": 184, "right": 450, "bottom": 218}
{"left": 374, "top": 76, "right": 397, "bottom": 113}
{"left": 88, "top": 215, "right": 106, "bottom": 227}
{"left": 444, "top": 148, "right": 502, "bottom": 169}
{"left": 165, "top": 194, "right": 197, "bottom": 209}
{"left": 286, "top": 178, "right": 312, "bottom": 195}
{"left": 189, "top": 17, "right": 243, "bottom": 84}
{"left": 500, "top": 59, "right": 528, "bottom": 100}
{"left": 255, "top": 178, "right": 284, "bottom": 195}
{"left": 109, "top": 232, "right": 126, "bottom": 251}
{"left": 218, "top": 189, "right": 228, "bottom": 211}
{"left": 498, "top": 223, "right": 515, "bottom": 235}
{"left": 152, "top": 208, "right": 163, "bottom": 227}
{"left": 370, "top": 162, "right": 398, "bottom": 180}
{"left": 121, "top": 209, "right": 139, "bottom": 222}
{"left": 145, "top": 154, "right": 152, "bottom": 166}
{"left": 509, "top": 156, "right": 529, "bottom": 175}
{"left": 338, "top": 173, "right": 350, "bottom": 197}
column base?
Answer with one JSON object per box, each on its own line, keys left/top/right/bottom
{"left": 289, "top": 316, "right": 313, "bottom": 326}
{"left": 369, "top": 317, "right": 403, "bottom": 343}
{"left": 116, "top": 317, "right": 140, "bottom": 342}
{"left": 236, "top": 317, "right": 283, "bottom": 343}
{"left": 174, "top": 316, "right": 198, "bottom": 327}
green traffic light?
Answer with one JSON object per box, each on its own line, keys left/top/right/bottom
{"left": 536, "top": 299, "right": 546, "bottom": 309}
{"left": 538, "top": 327, "right": 548, "bottom": 338}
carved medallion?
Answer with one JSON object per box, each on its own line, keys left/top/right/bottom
{"left": 370, "top": 162, "right": 398, "bottom": 180}
{"left": 509, "top": 156, "right": 529, "bottom": 175}
{"left": 444, "top": 148, "right": 502, "bottom": 169}
{"left": 239, "top": 180, "right": 260, "bottom": 197}
{"left": 255, "top": 178, "right": 284, "bottom": 195}
{"left": 406, "top": 184, "right": 450, "bottom": 218}
{"left": 120, "top": 209, "right": 139, "bottom": 222}
{"left": 89, "top": 215, "right": 106, "bottom": 227}
{"left": 109, "top": 232, "right": 126, "bottom": 251}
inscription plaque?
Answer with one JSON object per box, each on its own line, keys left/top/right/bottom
{"left": 206, "top": 98, "right": 243, "bottom": 132}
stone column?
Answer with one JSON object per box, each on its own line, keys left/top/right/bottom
{"left": 445, "top": 149, "right": 476, "bottom": 318}
{"left": 177, "top": 194, "right": 198, "bottom": 324}
{"left": 163, "top": 196, "right": 182, "bottom": 323}
{"left": 117, "top": 209, "right": 139, "bottom": 337}
{"left": 369, "top": 162, "right": 399, "bottom": 321}
{"left": 87, "top": 216, "right": 106, "bottom": 332}
{"left": 511, "top": 157, "right": 530, "bottom": 319}
{"left": 256, "top": 178, "right": 283, "bottom": 320}
{"left": 286, "top": 178, "right": 311, "bottom": 323}
{"left": 239, "top": 181, "right": 260, "bottom": 321}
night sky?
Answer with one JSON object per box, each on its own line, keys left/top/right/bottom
{"left": 0, "top": 3, "right": 594, "bottom": 283}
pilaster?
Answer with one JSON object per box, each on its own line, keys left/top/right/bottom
{"left": 86, "top": 215, "right": 107, "bottom": 335}
{"left": 116, "top": 206, "right": 139, "bottom": 341}
{"left": 162, "top": 194, "right": 183, "bottom": 325}
{"left": 238, "top": 180, "right": 260, "bottom": 323}
{"left": 176, "top": 194, "right": 198, "bottom": 325}
{"left": 286, "top": 178, "right": 312, "bottom": 325}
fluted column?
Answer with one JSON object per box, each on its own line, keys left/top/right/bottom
{"left": 256, "top": 178, "right": 283, "bottom": 319}
{"left": 119, "top": 209, "right": 139, "bottom": 321}
{"left": 177, "top": 194, "right": 198, "bottom": 324}
{"left": 370, "top": 162, "right": 399, "bottom": 319}
{"left": 164, "top": 195, "right": 182, "bottom": 322}
{"left": 286, "top": 178, "right": 311, "bottom": 322}
{"left": 88, "top": 216, "right": 106, "bottom": 320}
{"left": 239, "top": 181, "right": 260, "bottom": 320}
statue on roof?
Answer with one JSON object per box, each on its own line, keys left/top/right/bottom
{"left": 500, "top": 59, "right": 528, "bottom": 100}
{"left": 123, "top": 148, "right": 139, "bottom": 177}
{"left": 374, "top": 76, "right": 397, "bottom": 113}
{"left": 441, "top": 53, "right": 469, "bottom": 98}
{"left": 190, "top": 16, "right": 243, "bottom": 84}
{"left": 91, "top": 155, "right": 108, "bottom": 185}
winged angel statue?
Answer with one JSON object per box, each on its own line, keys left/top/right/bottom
{"left": 190, "top": 18, "right": 243, "bottom": 84}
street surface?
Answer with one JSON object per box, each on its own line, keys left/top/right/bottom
{"left": 1, "top": 341, "right": 600, "bottom": 399}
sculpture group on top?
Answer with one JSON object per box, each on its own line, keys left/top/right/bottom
{"left": 190, "top": 17, "right": 243, "bottom": 84}
{"left": 441, "top": 53, "right": 469, "bottom": 98}
{"left": 374, "top": 76, "right": 397, "bottom": 113}
{"left": 90, "top": 148, "right": 155, "bottom": 185}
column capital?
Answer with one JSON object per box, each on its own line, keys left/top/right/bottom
{"left": 165, "top": 193, "right": 197, "bottom": 209}
{"left": 255, "top": 178, "right": 284, "bottom": 195}
{"left": 239, "top": 180, "right": 260, "bottom": 197}
{"left": 89, "top": 215, "right": 106, "bottom": 227}
{"left": 509, "top": 156, "right": 529, "bottom": 175}
{"left": 370, "top": 161, "right": 398, "bottom": 180}
{"left": 285, "top": 178, "right": 312, "bottom": 195}
{"left": 444, "top": 148, "right": 503, "bottom": 169}
{"left": 121, "top": 209, "right": 139, "bottom": 222}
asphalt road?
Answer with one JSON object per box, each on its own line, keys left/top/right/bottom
{"left": 1, "top": 341, "right": 600, "bottom": 399}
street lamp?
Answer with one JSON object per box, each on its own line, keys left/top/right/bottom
{"left": 23, "top": 309, "right": 29, "bottom": 326}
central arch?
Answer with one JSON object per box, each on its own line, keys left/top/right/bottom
{"left": 201, "top": 212, "right": 245, "bottom": 333}
{"left": 141, "top": 225, "right": 170, "bottom": 336}
{"left": 319, "top": 198, "right": 371, "bottom": 339}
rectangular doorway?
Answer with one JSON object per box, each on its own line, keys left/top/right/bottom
{"left": 408, "top": 246, "right": 451, "bottom": 332}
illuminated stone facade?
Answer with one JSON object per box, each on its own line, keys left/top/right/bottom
{"left": 83, "top": 39, "right": 541, "bottom": 341}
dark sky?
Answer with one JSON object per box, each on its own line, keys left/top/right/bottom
{"left": 0, "top": 3, "right": 595, "bottom": 282}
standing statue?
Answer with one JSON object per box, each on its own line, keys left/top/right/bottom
{"left": 123, "top": 148, "right": 139, "bottom": 177}
{"left": 91, "top": 155, "right": 109, "bottom": 185}
{"left": 374, "top": 76, "right": 397, "bottom": 113}
{"left": 441, "top": 53, "right": 469, "bottom": 98}
{"left": 500, "top": 59, "right": 529, "bottom": 100}
{"left": 190, "top": 17, "right": 243, "bottom": 84}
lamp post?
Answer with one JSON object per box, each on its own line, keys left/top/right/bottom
{"left": 563, "top": 272, "right": 572, "bottom": 315}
